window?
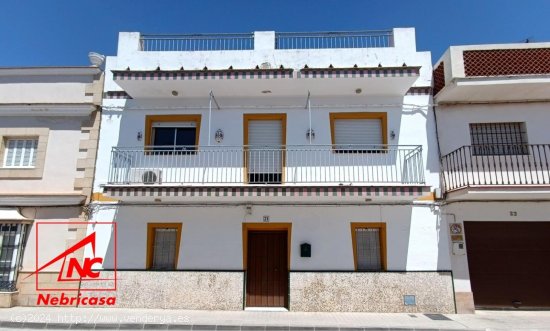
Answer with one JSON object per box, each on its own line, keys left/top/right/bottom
{"left": 0, "top": 128, "right": 48, "bottom": 179}
{"left": 146, "top": 223, "right": 182, "bottom": 270}
{"left": 243, "top": 114, "right": 287, "bottom": 184}
{"left": 470, "top": 122, "right": 528, "bottom": 155}
{"left": 3, "top": 139, "right": 38, "bottom": 168}
{"left": 0, "top": 223, "right": 28, "bottom": 291}
{"left": 144, "top": 115, "right": 201, "bottom": 153}
{"left": 351, "top": 223, "right": 386, "bottom": 271}
{"left": 330, "top": 113, "right": 387, "bottom": 152}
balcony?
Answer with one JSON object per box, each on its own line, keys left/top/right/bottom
{"left": 433, "top": 44, "right": 550, "bottom": 103}
{"left": 138, "top": 30, "right": 393, "bottom": 52}
{"left": 442, "top": 144, "right": 550, "bottom": 199}
{"left": 107, "top": 145, "right": 424, "bottom": 186}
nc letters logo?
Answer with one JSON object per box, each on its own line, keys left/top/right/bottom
{"left": 26, "top": 222, "right": 117, "bottom": 292}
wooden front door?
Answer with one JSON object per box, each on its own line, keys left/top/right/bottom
{"left": 246, "top": 231, "right": 288, "bottom": 307}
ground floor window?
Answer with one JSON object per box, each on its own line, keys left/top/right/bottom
{"left": 0, "top": 223, "right": 28, "bottom": 291}
{"left": 146, "top": 223, "right": 182, "bottom": 270}
{"left": 351, "top": 222, "right": 386, "bottom": 271}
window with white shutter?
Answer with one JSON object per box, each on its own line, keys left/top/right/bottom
{"left": 244, "top": 114, "right": 286, "bottom": 184}
{"left": 3, "top": 139, "right": 38, "bottom": 168}
{"left": 351, "top": 223, "right": 386, "bottom": 271}
{"left": 330, "top": 113, "right": 387, "bottom": 152}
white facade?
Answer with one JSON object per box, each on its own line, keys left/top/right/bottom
{"left": 89, "top": 28, "right": 453, "bottom": 312}
{"left": 435, "top": 43, "right": 550, "bottom": 312}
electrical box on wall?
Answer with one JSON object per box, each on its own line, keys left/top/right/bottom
{"left": 452, "top": 242, "right": 466, "bottom": 255}
{"left": 300, "top": 243, "right": 311, "bottom": 257}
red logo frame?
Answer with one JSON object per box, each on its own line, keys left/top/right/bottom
{"left": 27, "top": 222, "right": 117, "bottom": 292}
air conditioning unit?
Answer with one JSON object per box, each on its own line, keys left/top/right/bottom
{"left": 142, "top": 170, "right": 158, "bottom": 184}
{"left": 127, "top": 169, "right": 162, "bottom": 184}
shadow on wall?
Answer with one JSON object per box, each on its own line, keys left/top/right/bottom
{"left": 436, "top": 207, "right": 451, "bottom": 271}
{"left": 384, "top": 205, "right": 411, "bottom": 270}
{"left": 97, "top": 205, "right": 119, "bottom": 270}
{"left": 424, "top": 100, "right": 441, "bottom": 175}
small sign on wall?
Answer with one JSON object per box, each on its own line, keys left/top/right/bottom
{"left": 449, "top": 223, "right": 464, "bottom": 242}
{"left": 262, "top": 216, "right": 270, "bottom": 222}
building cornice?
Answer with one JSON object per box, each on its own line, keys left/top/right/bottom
{"left": 0, "top": 66, "right": 101, "bottom": 77}
{"left": 0, "top": 104, "right": 97, "bottom": 116}
{"left": 0, "top": 194, "right": 86, "bottom": 207}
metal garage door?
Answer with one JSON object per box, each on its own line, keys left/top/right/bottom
{"left": 464, "top": 221, "right": 550, "bottom": 309}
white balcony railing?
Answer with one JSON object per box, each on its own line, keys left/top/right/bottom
{"left": 107, "top": 145, "right": 424, "bottom": 186}
{"left": 275, "top": 30, "right": 394, "bottom": 49}
{"left": 138, "top": 30, "right": 394, "bottom": 52}
{"left": 140, "top": 33, "right": 254, "bottom": 51}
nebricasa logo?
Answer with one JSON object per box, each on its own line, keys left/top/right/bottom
{"left": 25, "top": 222, "right": 117, "bottom": 306}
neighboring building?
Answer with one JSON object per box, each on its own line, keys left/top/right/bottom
{"left": 435, "top": 44, "right": 550, "bottom": 312}
{"left": 0, "top": 65, "right": 104, "bottom": 307}
{"left": 89, "top": 28, "right": 455, "bottom": 313}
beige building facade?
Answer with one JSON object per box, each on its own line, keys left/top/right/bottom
{"left": 0, "top": 66, "right": 104, "bottom": 307}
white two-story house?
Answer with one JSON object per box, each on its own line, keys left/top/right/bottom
{"left": 89, "top": 28, "right": 454, "bottom": 312}
{"left": 435, "top": 43, "right": 550, "bottom": 312}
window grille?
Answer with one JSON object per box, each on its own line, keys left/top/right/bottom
{"left": 0, "top": 223, "right": 28, "bottom": 291}
{"left": 355, "top": 228, "right": 382, "bottom": 271}
{"left": 470, "top": 122, "right": 528, "bottom": 155}
{"left": 3, "top": 139, "right": 38, "bottom": 167}
{"left": 151, "top": 228, "right": 178, "bottom": 270}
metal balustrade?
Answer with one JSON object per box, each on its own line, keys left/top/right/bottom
{"left": 138, "top": 30, "right": 394, "bottom": 52}
{"left": 442, "top": 144, "right": 550, "bottom": 191}
{"left": 107, "top": 145, "right": 424, "bottom": 185}
{"left": 140, "top": 33, "right": 254, "bottom": 51}
{"left": 275, "top": 30, "right": 393, "bottom": 49}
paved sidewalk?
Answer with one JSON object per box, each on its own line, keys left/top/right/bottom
{"left": 0, "top": 307, "right": 549, "bottom": 330}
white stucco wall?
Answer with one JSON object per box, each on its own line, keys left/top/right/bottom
{"left": 90, "top": 203, "right": 450, "bottom": 272}
{"left": 436, "top": 102, "right": 550, "bottom": 156}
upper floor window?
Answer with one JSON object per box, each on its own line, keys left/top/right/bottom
{"left": 145, "top": 115, "right": 201, "bottom": 153}
{"left": 470, "top": 122, "right": 528, "bottom": 155}
{"left": 3, "top": 138, "right": 38, "bottom": 168}
{"left": 330, "top": 112, "right": 387, "bottom": 152}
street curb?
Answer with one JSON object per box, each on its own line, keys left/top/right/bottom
{"left": 0, "top": 321, "right": 486, "bottom": 331}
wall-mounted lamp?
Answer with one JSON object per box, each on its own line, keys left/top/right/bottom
{"left": 215, "top": 129, "right": 224, "bottom": 143}
{"left": 245, "top": 205, "right": 252, "bottom": 215}
{"left": 306, "top": 128, "right": 315, "bottom": 141}
{"left": 390, "top": 130, "right": 396, "bottom": 140}
{"left": 137, "top": 131, "right": 143, "bottom": 141}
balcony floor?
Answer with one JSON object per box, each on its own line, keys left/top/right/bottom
{"left": 101, "top": 184, "right": 432, "bottom": 203}
{"left": 445, "top": 185, "right": 550, "bottom": 201}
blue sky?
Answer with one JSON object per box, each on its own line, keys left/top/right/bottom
{"left": 1, "top": 0, "right": 550, "bottom": 66}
